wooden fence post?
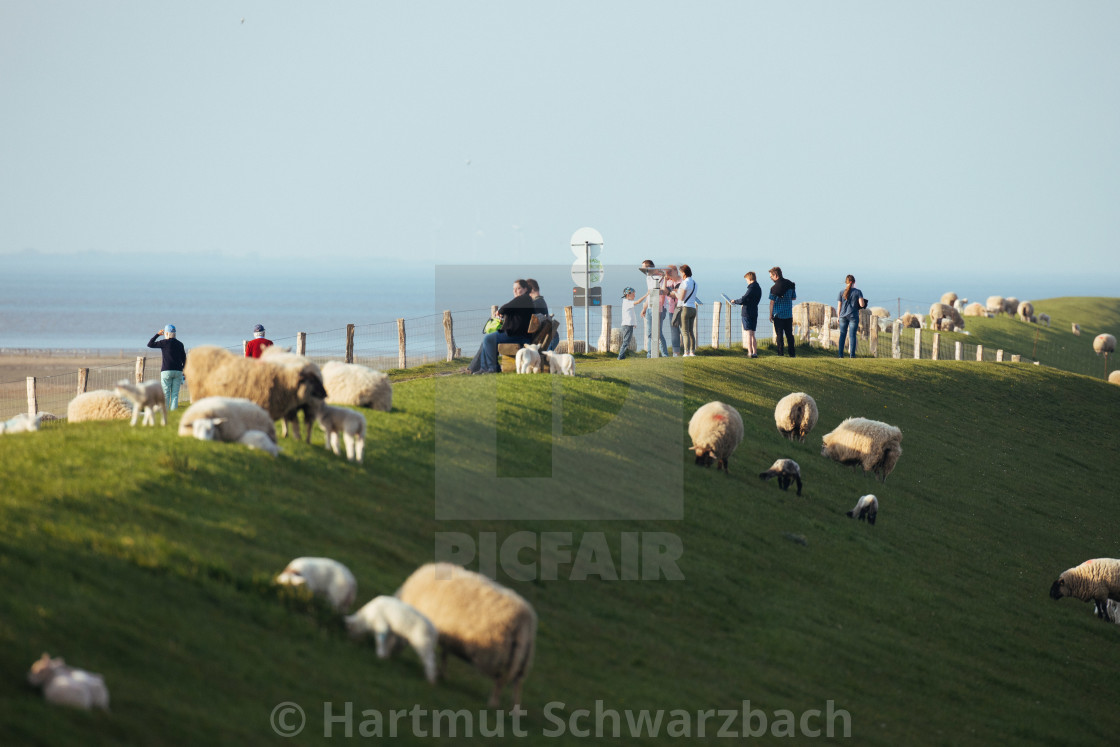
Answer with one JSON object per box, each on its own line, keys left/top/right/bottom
{"left": 27, "top": 377, "right": 37, "bottom": 417}
{"left": 931, "top": 332, "right": 940, "bottom": 360}
{"left": 724, "top": 301, "right": 733, "bottom": 348}
{"left": 913, "top": 329, "right": 921, "bottom": 359}
{"left": 892, "top": 321, "right": 902, "bottom": 359}
{"left": 1011, "top": 354, "right": 1021, "bottom": 362}
{"left": 77, "top": 368, "right": 89, "bottom": 395}
{"left": 869, "top": 327, "right": 878, "bottom": 357}
{"left": 491, "top": 304, "right": 500, "bottom": 319}
{"left": 996, "top": 349, "right": 1004, "bottom": 362}
{"left": 242, "top": 340, "right": 249, "bottom": 356}
{"left": 710, "top": 301, "right": 722, "bottom": 349}
{"left": 346, "top": 324, "right": 356, "bottom": 364}
{"left": 955, "top": 341, "right": 962, "bottom": 361}
{"left": 443, "top": 311, "right": 456, "bottom": 362}
{"left": 976, "top": 345, "right": 984, "bottom": 362}
{"left": 822, "top": 307, "right": 833, "bottom": 351}
{"left": 296, "top": 332, "right": 306, "bottom": 356}
{"left": 564, "top": 306, "right": 575, "bottom": 347}
{"left": 135, "top": 356, "right": 145, "bottom": 384}
{"left": 598, "top": 305, "right": 612, "bottom": 353}
{"left": 396, "top": 319, "right": 406, "bottom": 369}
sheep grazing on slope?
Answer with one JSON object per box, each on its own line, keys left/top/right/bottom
{"left": 321, "top": 360, "right": 392, "bottom": 412}
{"left": 985, "top": 296, "right": 1005, "bottom": 315}
{"left": 774, "top": 392, "right": 818, "bottom": 443}
{"left": 1072, "top": 323, "right": 1081, "bottom": 336}
{"left": 899, "top": 313, "right": 921, "bottom": 329}
{"left": 846, "top": 494, "right": 879, "bottom": 525}
{"left": 1049, "top": 558, "right": 1120, "bottom": 622}
{"left": 928, "top": 302, "right": 964, "bottom": 331}
{"left": 940, "top": 292, "right": 958, "bottom": 306}
{"left": 1017, "top": 301, "right": 1034, "bottom": 322}
{"left": 1037, "top": 313, "right": 1050, "bottom": 327}
{"left": 114, "top": 379, "right": 167, "bottom": 427}
{"left": 869, "top": 307, "right": 890, "bottom": 319}
{"left": 178, "top": 396, "right": 277, "bottom": 443}
{"left": 1002, "top": 297, "right": 1020, "bottom": 317}
{"left": 1093, "top": 334, "right": 1116, "bottom": 355}
{"left": 541, "top": 350, "right": 575, "bottom": 376}
{"left": 688, "top": 401, "right": 744, "bottom": 473}
{"left": 311, "top": 401, "right": 367, "bottom": 463}
{"left": 275, "top": 557, "right": 357, "bottom": 612}
{"left": 515, "top": 344, "right": 542, "bottom": 374}
{"left": 27, "top": 653, "right": 109, "bottom": 711}
{"left": 820, "top": 417, "right": 903, "bottom": 483}
{"left": 963, "top": 302, "right": 990, "bottom": 318}
{"left": 345, "top": 595, "right": 439, "bottom": 684}
{"left": 758, "top": 458, "right": 802, "bottom": 496}
{"left": 396, "top": 562, "right": 536, "bottom": 709}
{"left": 1108, "top": 371, "right": 1120, "bottom": 386}
{"left": 66, "top": 390, "right": 131, "bottom": 423}
{"left": 260, "top": 347, "right": 326, "bottom": 441}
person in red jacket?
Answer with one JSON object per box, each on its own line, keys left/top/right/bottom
{"left": 245, "top": 324, "right": 273, "bottom": 358}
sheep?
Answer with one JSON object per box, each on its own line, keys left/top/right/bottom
{"left": 238, "top": 429, "right": 281, "bottom": 456}
{"left": 820, "top": 417, "right": 903, "bottom": 483}
{"left": 940, "top": 292, "right": 958, "bottom": 306}
{"left": 1037, "top": 313, "right": 1050, "bottom": 327}
{"left": 311, "top": 401, "right": 366, "bottom": 463}
{"left": 1109, "top": 371, "right": 1120, "bottom": 385}
{"left": 846, "top": 494, "right": 879, "bottom": 525}
{"left": 66, "top": 389, "right": 131, "bottom": 423}
{"left": 1003, "top": 297, "right": 1020, "bottom": 316}
{"left": 345, "top": 595, "right": 439, "bottom": 684}
{"left": 899, "top": 312, "right": 922, "bottom": 329}
{"left": 541, "top": 350, "right": 575, "bottom": 376}
{"left": 396, "top": 562, "right": 536, "bottom": 709}
{"left": 869, "top": 307, "right": 890, "bottom": 319}
{"left": 1049, "top": 558, "right": 1120, "bottom": 622}
{"left": 1093, "top": 334, "right": 1116, "bottom": 355}
{"left": 774, "top": 392, "right": 818, "bottom": 443}
{"left": 182, "top": 345, "right": 327, "bottom": 432}
{"left": 114, "top": 379, "right": 167, "bottom": 427}
{"left": 1, "top": 412, "right": 45, "bottom": 434}
{"left": 1017, "top": 301, "right": 1034, "bottom": 322}
{"left": 688, "top": 401, "right": 744, "bottom": 473}
{"left": 178, "top": 396, "right": 277, "bottom": 443}
{"left": 1072, "top": 323, "right": 1081, "bottom": 336}
{"left": 985, "top": 296, "right": 1005, "bottom": 315}
{"left": 27, "top": 653, "right": 109, "bottom": 711}
{"left": 928, "top": 302, "right": 964, "bottom": 330}
{"left": 260, "top": 347, "right": 328, "bottom": 441}
{"left": 275, "top": 557, "right": 357, "bottom": 612}
{"left": 758, "top": 458, "right": 802, "bottom": 495}
{"left": 963, "top": 302, "right": 990, "bottom": 318}
{"left": 952, "top": 299, "right": 966, "bottom": 312}
{"left": 320, "top": 360, "right": 392, "bottom": 412}
{"left": 515, "top": 343, "right": 542, "bottom": 374}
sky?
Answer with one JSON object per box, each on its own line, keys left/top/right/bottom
{"left": 2, "top": 1, "right": 1118, "bottom": 277}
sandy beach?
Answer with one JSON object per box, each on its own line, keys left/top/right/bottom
{"left": 0, "top": 351, "right": 142, "bottom": 383}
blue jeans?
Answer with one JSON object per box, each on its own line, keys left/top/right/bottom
{"left": 645, "top": 309, "right": 668, "bottom": 356}
{"left": 618, "top": 325, "right": 635, "bottom": 359}
{"left": 479, "top": 331, "right": 532, "bottom": 373}
{"left": 838, "top": 316, "right": 859, "bottom": 357}
{"left": 161, "top": 370, "right": 184, "bottom": 410}
{"left": 670, "top": 321, "right": 681, "bottom": 353}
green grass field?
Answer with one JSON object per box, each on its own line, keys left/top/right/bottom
{"left": 2, "top": 299, "right": 1119, "bottom": 745}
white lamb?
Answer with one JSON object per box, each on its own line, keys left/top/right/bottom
{"left": 846, "top": 494, "right": 879, "bottom": 525}
{"left": 1037, "top": 313, "right": 1050, "bottom": 327}
{"left": 541, "top": 350, "right": 575, "bottom": 376}
{"left": 515, "top": 344, "right": 542, "bottom": 374}
{"left": 321, "top": 360, "right": 392, "bottom": 412}
{"left": 66, "top": 390, "right": 132, "bottom": 423}
{"left": 1, "top": 412, "right": 45, "bottom": 434}
{"left": 1050, "top": 558, "right": 1120, "bottom": 622}
{"left": 774, "top": 392, "right": 818, "bottom": 443}
{"left": 275, "top": 557, "right": 357, "bottom": 612}
{"left": 345, "top": 595, "right": 439, "bottom": 684}
{"left": 238, "top": 429, "right": 281, "bottom": 456}
{"left": 114, "top": 379, "right": 167, "bottom": 427}
{"left": 178, "top": 396, "right": 277, "bottom": 443}
{"left": 27, "top": 653, "right": 109, "bottom": 711}
{"left": 312, "top": 402, "right": 367, "bottom": 463}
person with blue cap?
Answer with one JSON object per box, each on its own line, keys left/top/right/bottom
{"left": 147, "top": 324, "right": 187, "bottom": 410}
{"left": 245, "top": 323, "right": 273, "bottom": 358}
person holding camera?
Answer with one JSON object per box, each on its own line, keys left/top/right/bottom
{"left": 836, "top": 274, "right": 866, "bottom": 359}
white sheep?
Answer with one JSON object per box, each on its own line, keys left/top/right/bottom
{"left": 1, "top": 412, "right": 45, "bottom": 434}
{"left": 345, "top": 595, "right": 439, "bottom": 684}
{"left": 1093, "top": 334, "right": 1116, "bottom": 355}
{"left": 178, "top": 396, "right": 277, "bottom": 443}
{"left": 688, "top": 401, "right": 744, "bottom": 473}
{"left": 758, "top": 458, "right": 802, "bottom": 495}
{"left": 1017, "top": 301, "right": 1034, "bottom": 322}
{"left": 846, "top": 494, "right": 879, "bottom": 525}
{"left": 321, "top": 360, "right": 392, "bottom": 412}
{"left": 238, "top": 429, "right": 281, "bottom": 456}
{"left": 774, "top": 392, "right": 818, "bottom": 443}
{"left": 820, "top": 417, "right": 903, "bottom": 483}
{"left": 928, "top": 302, "right": 964, "bottom": 331}
{"left": 1072, "top": 323, "right": 1081, "bottom": 336}
{"left": 275, "top": 557, "right": 357, "bottom": 612}
{"left": 868, "top": 307, "right": 890, "bottom": 319}
{"left": 541, "top": 350, "right": 575, "bottom": 376}
{"left": 66, "top": 390, "right": 132, "bottom": 423}
{"left": 114, "top": 379, "right": 167, "bottom": 427}
{"left": 27, "top": 653, "right": 109, "bottom": 711}
{"left": 940, "top": 292, "right": 958, "bottom": 306}
{"left": 1049, "top": 558, "right": 1120, "bottom": 622}
{"left": 1037, "top": 313, "right": 1050, "bottom": 327}
{"left": 1109, "top": 370, "right": 1120, "bottom": 386}
{"left": 515, "top": 343, "right": 542, "bottom": 374}
{"left": 963, "top": 302, "right": 990, "bottom": 318}
{"left": 396, "top": 562, "right": 536, "bottom": 709}
{"left": 985, "top": 296, "right": 1005, "bottom": 315}
{"left": 312, "top": 402, "right": 366, "bottom": 463}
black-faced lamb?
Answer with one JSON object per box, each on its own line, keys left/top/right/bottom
{"left": 1093, "top": 334, "right": 1116, "bottom": 355}
{"left": 27, "top": 653, "right": 109, "bottom": 711}
{"left": 66, "top": 390, "right": 132, "bottom": 423}
{"left": 396, "top": 562, "right": 536, "bottom": 709}
{"left": 758, "top": 458, "right": 802, "bottom": 495}
{"left": 774, "top": 392, "right": 818, "bottom": 443}
{"left": 688, "top": 401, "right": 744, "bottom": 473}
{"left": 275, "top": 557, "right": 357, "bottom": 612}
{"left": 178, "top": 396, "right": 277, "bottom": 443}
{"left": 311, "top": 401, "right": 367, "bottom": 463}
{"left": 820, "top": 417, "right": 903, "bottom": 483}
{"left": 114, "top": 379, "right": 167, "bottom": 427}
{"left": 1049, "top": 558, "right": 1120, "bottom": 622}
{"left": 321, "top": 360, "right": 392, "bottom": 412}
{"left": 846, "top": 494, "right": 878, "bottom": 525}
{"left": 345, "top": 595, "right": 439, "bottom": 684}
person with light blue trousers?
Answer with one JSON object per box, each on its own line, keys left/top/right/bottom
{"left": 147, "top": 324, "right": 187, "bottom": 409}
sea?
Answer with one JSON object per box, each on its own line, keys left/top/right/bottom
{"left": 1, "top": 251, "right": 1116, "bottom": 353}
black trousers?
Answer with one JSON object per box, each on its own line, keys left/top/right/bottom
{"left": 773, "top": 317, "right": 796, "bottom": 357}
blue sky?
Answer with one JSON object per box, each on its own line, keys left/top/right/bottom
{"left": 2, "top": 1, "right": 1118, "bottom": 275}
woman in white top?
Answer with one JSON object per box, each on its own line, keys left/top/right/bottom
{"left": 675, "top": 264, "right": 699, "bottom": 356}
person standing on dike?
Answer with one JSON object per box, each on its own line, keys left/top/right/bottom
{"left": 836, "top": 274, "right": 865, "bottom": 359}
{"left": 245, "top": 324, "right": 273, "bottom": 358}
{"left": 147, "top": 324, "right": 187, "bottom": 410}
{"left": 767, "top": 266, "right": 797, "bottom": 358}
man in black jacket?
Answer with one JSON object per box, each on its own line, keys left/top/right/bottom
{"left": 469, "top": 279, "right": 537, "bottom": 374}
{"left": 767, "top": 267, "right": 797, "bottom": 358}
{"left": 147, "top": 324, "right": 188, "bottom": 409}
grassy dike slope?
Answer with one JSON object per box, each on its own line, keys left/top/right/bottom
{"left": 1, "top": 350, "right": 1120, "bottom": 744}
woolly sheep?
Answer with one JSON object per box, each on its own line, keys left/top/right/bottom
{"left": 320, "top": 360, "right": 392, "bottom": 412}
{"left": 1093, "top": 334, "right": 1116, "bottom": 355}
{"left": 774, "top": 392, "right": 818, "bottom": 443}
{"left": 846, "top": 494, "right": 878, "bottom": 525}
{"left": 820, "top": 417, "right": 903, "bottom": 483}
{"left": 940, "top": 292, "right": 958, "bottom": 306}
{"left": 1109, "top": 371, "right": 1120, "bottom": 386}
{"left": 1003, "top": 297, "right": 1020, "bottom": 316}
{"left": 758, "top": 458, "right": 802, "bottom": 496}
{"left": 345, "top": 595, "right": 439, "bottom": 684}
{"left": 985, "top": 296, "right": 1004, "bottom": 315}
{"left": 312, "top": 401, "right": 366, "bottom": 463}
{"left": 688, "top": 401, "right": 744, "bottom": 473}
{"left": 260, "top": 347, "right": 326, "bottom": 441}
{"left": 869, "top": 307, "right": 890, "bottom": 319}
{"left": 1049, "top": 558, "right": 1120, "bottom": 622}
{"left": 541, "top": 350, "right": 575, "bottom": 376}
{"left": 238, "top": 429, "right": 280, "bottom": 456}
{"left": 1, "top": 412, "right": 45, "bottom": 434}
{"left": 952, "top": 299, "right": 966, "bottom": 312}
{"left": 396, "top": 562, "right": 536, "bottom": 709}
{"left": 179, "top": 396, "right": 277, "bottom": 443}
{"left": 899, "top": 313, "right": 921, "bottom": 329}
{"left": 114, "top": 379, "right": 167, "bottom": 427}
{"left": 1072, "top": 323, "right": 1081, "bottom": 336}
{"left": 1017, "top": 301, "right": 1034, "bottom": 322}
{"left": 275, "top": 557, "right": 357, "bottom": 612}
{"left": 963, "top": 302, "right": 990, "bottom": 318}
{"left": 515, "top": 343, "right": 542, "bottom": 374}
{"left": 928, "top": 302, "right": 964, "bottom": 330}
{"left": 1037, "top": 313, "right": 1050, "bottom": 327}
{"left": 27, "top": 653, "right": 109, "bottom": 711}
{"left": 66, "top": 390, "right": 131, "bottom": 423}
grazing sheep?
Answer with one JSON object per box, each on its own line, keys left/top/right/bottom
{"left": 345, "top": 596, "right": 439, "bottom": 684}
{"left": 275, "top": 557, "right": 357, "bottom": 612}
{"left": 238, "top": 429, "right": 281, "bottom": 456}
{"left": 869, "top": 307, "right": 890, "bottom": 319}
{"left": 321, "top": 360, "right": 392, "bottom": 412}
{"left": 178, "top": 396, "right": 277, "bottom": 443}
{"left": 1109, "top": 371, "right": 1120, "bottom": 385}
{"left": 515, "top": 344, "right": 542, "bottom": 374}
{"left": 1037, "top": 313, "right": 1050, "bottom": 327}
{"left": 1093, "top": 334, "right": 1116, "bottom": 355}
{"left": 940, "top": 292, "right": 958, "bottom": 306}
{"left": 928, "top": 302, "right": 964, "bottom": 331}
{"left": 820, "top": 417, "right": 903, "bottom": 483}
{"left": 260, "top": 347, "right": 326, "bottom": 441}
{"left": 114, "top": 379, "right": 167, "bottom": 427}
{"left": 688, "top": 401, "right": 744, "bottom": 473}
{"left": 774, "top": 392, "right": 818, "bottom": 443}
{"left": 1072, "top": 323, "right": 1081, "bottom": 336}
{"left": 311, "top": 402, "right": 366, "bottom": 463}
{"left": 27, "top": 653, "right": 109, "bottom": 711}
{"left": 846, "top": 494, "right": 879, "bottom": 525}
{"left": 1017, "top": 301, "right": 1034, "bottom": 322}
{"left": 1003, "top": 297, "right": 1020, "bottom": 317}
{"left": 1049, "top": 558, "right": 1120, "bottom": 622}
{"left": 899, "top": 312, "right": 922, "bottom": 329}
{"left": 1, "top": 412, "right": 45, "bottom": 434}
{"left": 985, "top": 296, "right": 1005, "bottom": 315}
{"left": 396, "top": 562, "right": 536, "bottom": 709}
{"left": 66, "top": 390, "right": 131, "bottom": 423}
{"left": 963, "top": 302, "right": 990, "bottom": 318}
{"left": 758, "top": 458, "right": 802, "bottom": 496}
{"left": 541, "top": 350, "right": 575, "bottom": 376}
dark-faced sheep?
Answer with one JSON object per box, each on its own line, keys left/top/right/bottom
{"left": 759, "top": 458, "right": 802, "bottom": 495}
{"left": 846, "top": 494, "right": 878, "bottom": 525}
{"left": 821, "top": 417, "right": 903, "bottom": 483}
{"left": 1049, "top": 558, "right": 1120, "bottom": 622}
{"left": 688, "top": 401, "right": 744, "bottom": 473}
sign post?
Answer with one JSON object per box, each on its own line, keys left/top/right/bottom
{"left": 570, "top": 227, "right": 604, "bottom": 352}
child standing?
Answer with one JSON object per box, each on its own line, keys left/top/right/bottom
{"left": 618, "top": 287, "right": 649, "bottom": 360}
